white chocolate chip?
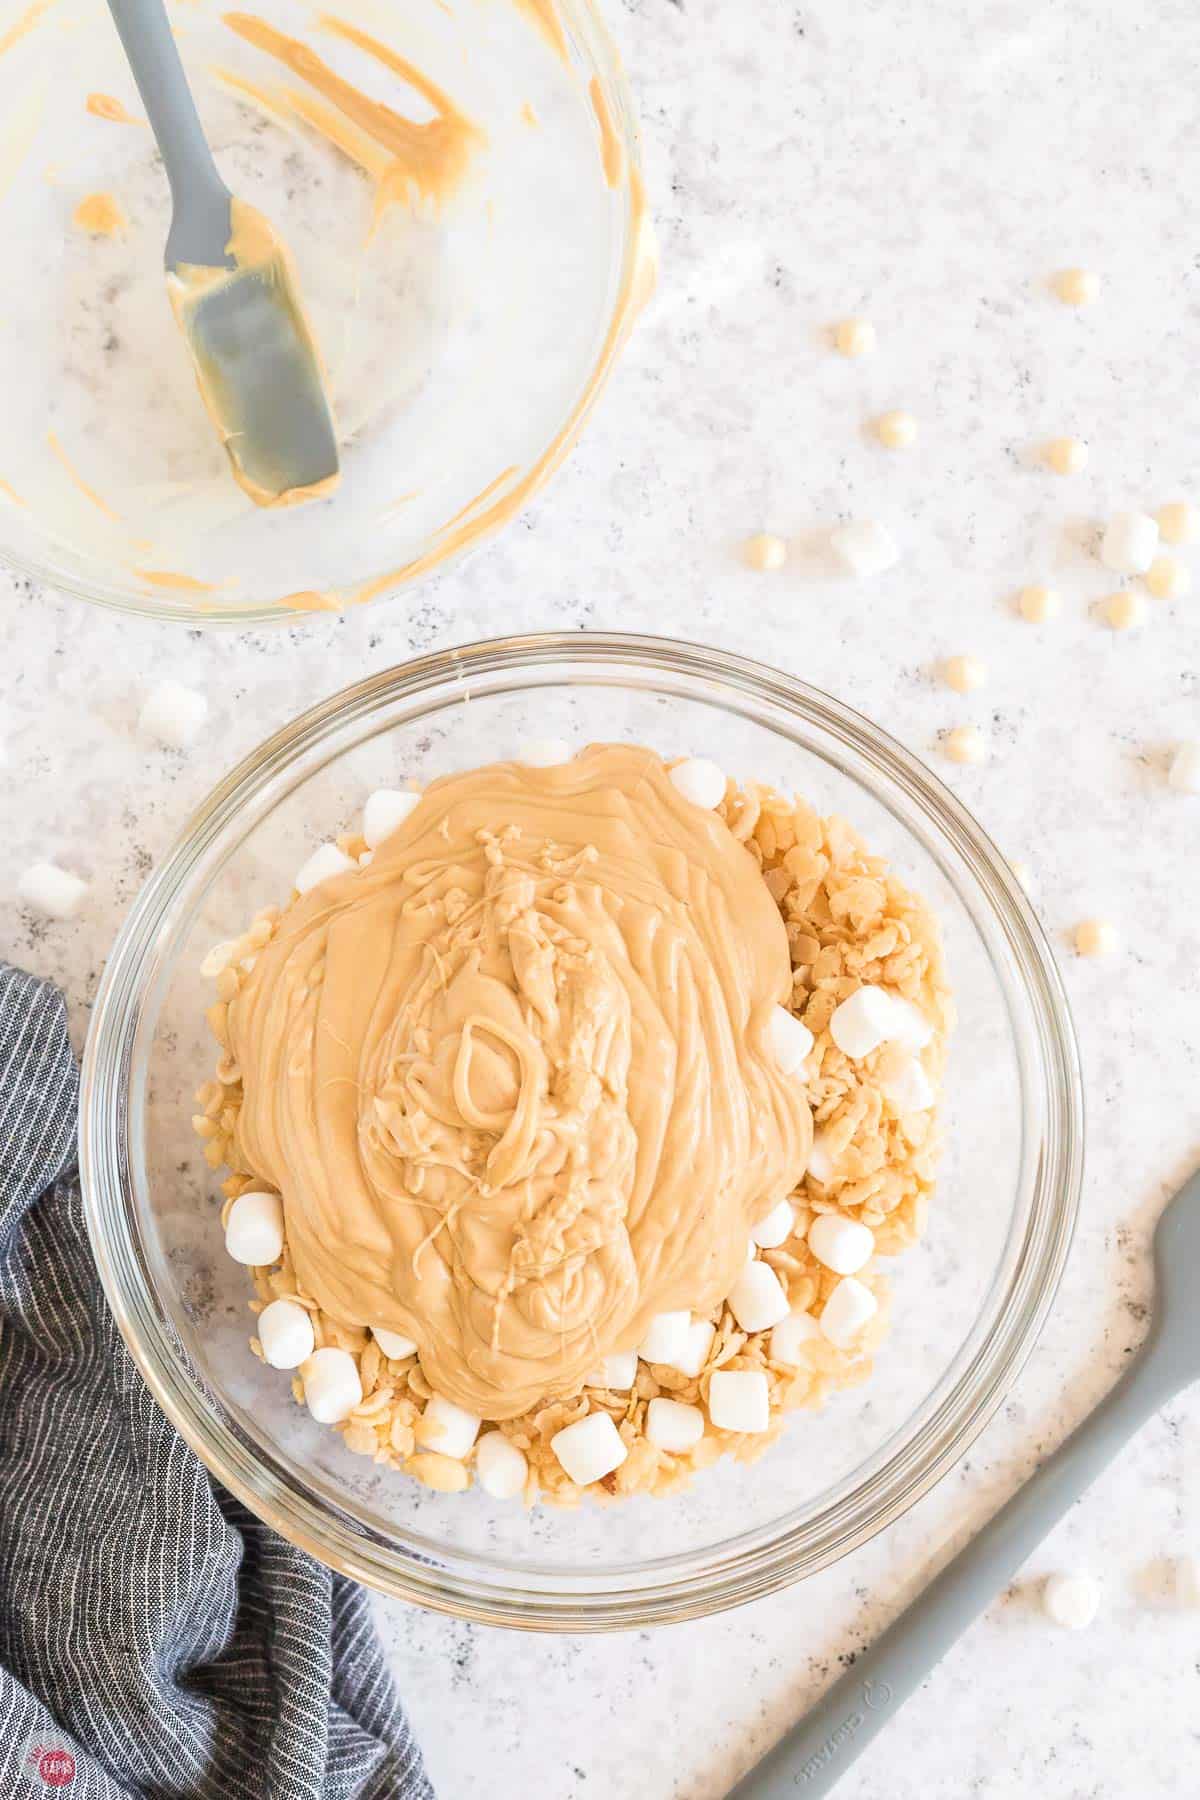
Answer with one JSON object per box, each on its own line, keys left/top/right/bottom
{"left": 1054, "top": 267, "right": 1100, "bottom": 306}
{"left": 517, "top": 736, "right": 571, "bottom": 767}
{"left": 1043, "top": 1572, "right": 1100, "bottom": 1630}
{"left": 295, "top": 842, "right": 356, "bottom": 895}
{"left": 769, "top": 1309, "right": 820, "bottom": 1366}
{"left": 645, "top": 1397, "right": 705, "bottom": 1453}
{"left": 475, "top": 1431, "right": 527, "bottom": 1500}
{"left": 257, "top": 1298, "right": 315, "bottom": 1370}
{"left": 638, "top": 1311, "right": 692, "bottom": 1365}
{"left": 878, "top": 1052, "right": 935, "bottom": 1114}
{"left": 834, "top": 317, "right": 875, "bottom": 357}
{"left": 372, "top": 1326, "right": 417, "bottom": 1361}
{"left": 1156, "top": 502, "right": 1197, "bottom": 546}
{"left": 362, "top": 788, "right": 420, "bottom": 849}
{"left": 944, "top": 724, "right": 986, "bottom": 765}
{"left": 808, "top": 1213, "right": 875, "bottom": 1276}
{"left": 830, "top": 519, "right": 900, "bottom": 579}
{"left": 667, "top": 1317, "right": 716, "bottom": 1379}
{"left": 18, "top": 862, "right": 89, "bottom": 919}
{"left": 302, "top": 1346, "right": 362, "bottom": 1424}
{"left": 745, "top": 532, "right": 787, "bottom": 572}
{"left": 138, "top": 679, "right": 209, "bottom": 749}
{"left": 708, "top": 1368, "right": 770, "bottom": 1433}
{"left": 829, "top": 985, "right": 897, "bottom": 1059}
{"left": 943, "top": 655, "right": 986, "bottom": 694}
{"left": 1145, "top": 555, "right": 1190, "bottom": 601}
{"left": 1074, "top": 918, "right": 1118, "bottom": 957}
{"left": 768, "top": 1004, "right": 814, "bottom": 1074}
{"left": 551, "top": 1411, "right": 627, "bottom": 1486}
{"left": 1101, "top": 511, "right": 1159, "bottom": 575}
{"left": 726, "top": 1260, "right": 790, "bottom": 1333}
{"left": 1018, "top": 584, "right": 1060, "bottom": 623}
{"left": 669, "top": 756, "right": 727, "bottom": 809}
{"left": 750, "top": 1199, "right": 796, "bottom": 1249}
{"left": 421, "top": 1395, "right": 481, "bottom": 1460}
{"left": 1168, "top": 743, "right": 1200, "bottom": 794}
{"left": 586, "top": 1350, "right": 639, "bottom": 1390}
{"left": 224, "top": 1190, "right": 284, "bottom": 1266}
{"left": 1045, "top": 437, "right": 1088, "bottom": 475}
{"left": 819, "top": 1276, "right": 878, "bottom": 1347}
{"left": 1103, "top": 589, "right": 1145, "bottom": 631}
{"left": 875, "top": 410, "right": 918, "bottom": 450}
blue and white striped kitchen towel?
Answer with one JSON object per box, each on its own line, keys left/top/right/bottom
{"left": 0, "top": 963, "right": 433, "bottom": 1800}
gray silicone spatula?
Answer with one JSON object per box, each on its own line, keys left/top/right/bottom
{"left": 105, "top": 0, "right": 339, "bottom": 506}
{"left": 729, "top": 1164, "right": 1200, "bottom": 1800}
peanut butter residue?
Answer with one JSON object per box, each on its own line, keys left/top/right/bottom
{"left": 0, "top": 0, "right": 55, "bottom": 59}
{"left": 513, "top": 0, "right": 567, "bottom": 64}
{"left": 86, "top": 91, "right": 143, "bottom": 125}
{"left": 47, "top": 430, "right": 120, "bottom": 520}
{"left": 588, "top": 75, "right": 622, "bottom": 188}
{"left": 72, "top": 190, "right": 126, "bottom": 235}
{"left": 227, "top": 746, "right": 812, "bottom": 1419}
{"left": 134, "top": 566, "right": 215, "bottom": 592}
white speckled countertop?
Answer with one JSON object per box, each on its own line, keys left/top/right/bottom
{"left": 3, "top": 0, "right": 1200, "bottom": 1794}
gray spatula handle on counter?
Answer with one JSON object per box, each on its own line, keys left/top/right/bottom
{"left": 729, "top": 1165, "right": 1200, "bottom": 1798}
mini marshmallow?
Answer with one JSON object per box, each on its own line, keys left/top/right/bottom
{"left": 751, "top": 1200, "right": 796, "bottom": 1249}
{"left": 879, "top": 1053, "right": 935, "bottom": 1114}
{"left": 807, "top": 1131, "right": 836, "bottom": 1185}
{"left": 302, "top": 1347, "right": 362, "bottom": 1424}
{"left": 551, "top": 1410, "right": 627, "bottom": 1486}
{"left": 886, "top": 996, "right": 934, "bottom": 1050}
{"left": 669, "top": 757, "right": 726, "bottom": 809}
{"left": 257, "top": 1298, "right": 315, "bottom": 1369}
{"left": 1043, "top": 1571, "right": 1100, "bottom": 1630}
{"left": 362, "top": 788, "right": 419, "bottom": 849}
{"left": 769, "top": 1004, "right": 814, "bottom": 1074}
{"left": 587, "top": 1350, "right": 638, "bottom": 1390}
{"left": 639, "top": 1310, "right": 692, "bottom": 1364}
{"left": 669, "top": 1317, "right": 716, "bottom": 1379}
{"left": 18, "top": 862, "right": 89, "bottom": 920}
{"left": 726, "top": 1260, "right": 790, "bottom": 1333}
{"left": 295, "top": 842, "right": 355, "bottom": 894}
{"left": 139, "top": 679, "right": 208, "bottom": 750}
{"left": 517, "top": 736, "right": 571, "bottom": 767}
{"left": 421, "top": 1395, "right": 481, "bottom": 1459}
{"left": 200, "top": 940, "right": 237, "bottom": 979}
{"left": 808, "top": 1213, "right": 875, "bottom": 1276}
{"left": 646, "top": 1397, "right": 705, "bottom": 1453}
{"left": 708, "top": 1368, "right": 770, "bottom": 1433}
{"left": 769, "top": 1309, "right": 821, "bottom": 1366}
{"left": 1157, "top": 501, "right": 1197, "bottom": 546}
{"left": 1168, "top": 743, "right": 1200, "bottom": 794}
{"left": 475, "top": 1431, "right": 528, "bottom": 1500}
{"left": 819, "top": 1276, "right": 878, "bottom": 1347}
{"left": 830, "top": 519, "right": 900, "bottom": 579}
{"left": 372, "top": 1326, "right": 417, "bottom": 1361}
{"left": 224, "top": 1190, "right": 284, "bottom": 1266}
{"left": 830, "top": 985, "right": 896, "bottom": 1059}
{"left": 1100, "top": 510, "right": 1159, "bottom": 575}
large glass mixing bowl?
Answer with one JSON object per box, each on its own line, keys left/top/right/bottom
{"left": 80, "top": 635, "right": 1083, "bottom": 1628}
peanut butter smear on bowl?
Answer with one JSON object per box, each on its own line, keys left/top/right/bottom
{"left": 226, "top": 746, "right": 813, "bottom": 1420}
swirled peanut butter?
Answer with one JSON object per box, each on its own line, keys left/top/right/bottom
{"left": 227, "top": 745, "right": 812, "bottom": 1419}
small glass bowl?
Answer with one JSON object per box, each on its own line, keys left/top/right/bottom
{"left": 80, "top": 634, "right": 1083, "bottom": 1629}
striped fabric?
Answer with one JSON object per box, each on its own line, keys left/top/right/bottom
{"left": 0, "top": 964, "right": 433, "bottom": 1800}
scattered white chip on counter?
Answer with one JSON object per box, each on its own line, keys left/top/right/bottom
{"left": 769, "top": 1308, "right": 821, "bottom": 1366}
{"left": 1104, "top": 588, "right": 1145, "bottom": 631}
{"left": 751, "top": 1199, "right": 796, "bottom": 1249}
{"left": 587, "top": 1350, "right": 639, "bottom": 1390}
{"left": 646, "top": 1397, "right": 705, "bottom": 1453}
{"left": 834, "top": 317, "right": 875, "bottom": 357}
{"left": 1157, "top": 501, "right": 1197, "bottom": 546}
{"left": 475, "top": 1431, "right": 528, "bottom": 1500}
{"left": 638, "top": 1310, "right": 692, "bottom": 1365}
{"left": 224, "top": 1190, "right": 284, "bottom": 1266}
{"left": 1074, "top": 918, "right": 1119, "bottom": 957}
{"left": 1018, "top": 584, "right": 1060, "bottom": 623}
{"left": 886, "top": 995, "right": 934, "bottom": 1050}
{"left": 257, "top": 1298, "right": 315, "bottom": 1370}
{"left": 1043, "top": 1571, "right": 1101, "bottom": 1630}
{"left": 768, "top": 1004, "right": 814, "bottom": 1074}
{"left": 1168, "top": 743, "right": 1200, "bottom": 794}
{"left": 302, "top": 1347, "right": 362, "bottom": 1424}
{"left": 670, "top": 1317, "right": 716, "bottom": 1379}
{"left": 517, "top": 736, "right": 571, "bottom": 768}
{"left": 1145, "top": 554, "right": 1190, "bottom": 601}
{"left": 295, "top": 842, "right": 356, "bottom": 894}
{"left": 551, "top": 1410, "right": 628, "bottom": 1486}
{"left": 139, "top": 679, "right": 209, "bottom": 749}
{"left": 943, "top": 655, "right": 986, "bottom": 694}
{"left": 806, "top": 1130, "right": 836, "bottom": 1185}
{"left": 372, "top": 1325, "right": 417, "bottom": 1361}
{"left": 708, "top": 1369, "right": 770, "bottom": 1433}
{"left": 944, "top": 724, "right": 986, "bottom": 765}
{"left": 362, "top": 788, "right": 420, "bottom": 848}
{"left": 745, "top": 532, "right": 788, "bottom": 572}
{"left": 18, "top": 862, "right": 89, "bottom": 919}
{"left": 421, "top": 1395, "right": 481, "bottom": 1459}
{"left": 1100, "top": 510, "right": 1159, "bottom": 575}
{"left": 808, "top": 1213, "right": 875, "bottom": 1276}
{"left": 878, "top": 1053, "right": 935, "bottom": 1115}
{"left": 669, "top": 756, "right": 726, "bottom": 809}
{"left": 1045, "top": 436, "right": 1088, "bottom": 475}
{"left": 875, "top": 410, "right": 918, "bottom": 450}
{"left": 1054, "top": 267, "right": 1101, "bottom": 306}
{"left": 829, "top": 985, "right": 896, "bottom": 1059}
{"left": 819, "top": 1276, "right": 878, "bottom": 1347}
{"left": 830, "top": 519, "right": 900, "bottom": 579}
{"left": 726, "top": 1260, "right": 790, "bottom": 1333}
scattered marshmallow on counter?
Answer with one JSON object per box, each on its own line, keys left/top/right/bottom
{"left": 587, "top": 1350, "right": 639, "bottom": 1390}
{"left": 943, "top": 655, "right": 986, "bottom": 694}
{"left": 475, "top": 1431, "right": 528, "bottom": 1500}
{"left": 18, "top": 862, "right": 89, "bottom": 919}
{"left": 726, "top": 1260, "right": 790, "bottom": 1333}
{"left": 708, "top": 1368, "right": 770, "bottom": 1433}
{"left": 302, "top": 1347, "right": 362, "bottom": 1424}
{"left": 745, "top": 532, "right": 788, "bottom": 572}
{"left": 1018, "top": 584, "right": 1060, "bottom": 623}
{"left": 806, "top": 1130, "right": 836, "bottom": 1185}
{"left": 1104, "top": 589, "right": 1145, "bottom": 631}
{"left": 834, "top": 317, "right": 875, "bottom": 357}
{"left": 769, "top": 1309, "right": 820, "bottom": 1366}
{"left": 829, "top": 985, "right": 896, "bottom": 1059}
{"left": 819, "top": 1276, "right": 878, "bottom": 1347}
{"left": 1157, "top": 501, "right": 1197, "bottom": 546}
{"left": 831, "top": 519, "right": 899, "bottom": 579}
{"left": 362, "top": 788, "right": 420, "bottom": 848}
{"left": 1045, "top": 436, "right": 1088, "bottom": 475}
{"left": 875, "top": 410, "right": 918, "bottom": 450}
{"left": 944, "top": 724, "right": 986, "bottom": 765}
{"left": 139, "top": 679, "right": 208, "bottom": 749}
{"left": 372, "top": 1325, "right": 417, "bottom": 1361}
{"left": 1168, "top": 743, "right": 1200, "bottom": 794}
{"left": 768, "top": 1004, "right": 813, "bottom": 1074}
{"left": 669, "top": 756, "right": 726, "bottom": 809}
{"left": 1101, "top": 510, "right": 1159, "bottom": 575}
{"left": 295, "top": 842, "right": 356, "bottom": 894}
{"left": 224, "top": 1190, "right": 284, "bottom": 1266}
{"left": 750, "top": 1199, "right": 796, "bottom": 1249}
{"left": 646, "top": 1397, "right": 705, "bottom": 1453}
{"left": 670, "top": 1317, "right": 716, "bottom": 1379}
{"left": 1145, "top": 554, "right": 1190, "bottom": 601}
{"left": 257, "top": 1298, "right": 315, "bottom": 1370}
{"left": 638, "top": 1310, "right": 692, "bottom": 1365}
{"left": 878, "top": 1053, "right": 935, "bottom": 1114}
{"left": 517, "top": 736, "right": 571, "bottom": 767}
{"left": 551, "top": 1410, "right": 627, "bottom": 1485}
{"left": 1054, "top": 267, "right": 1101, "bottom": 306}
{"left": 808, "top": 1213, "right": 875, "bottom": 1276}
{"left": 1074, "top": 918, "right": 1118, "bottom": 957}
{"left": 1042, "top": 1571, "right": 1101, "bottom": 1630}
{"left": 421, "top": 1395, "right": 481, "bottom": 1460}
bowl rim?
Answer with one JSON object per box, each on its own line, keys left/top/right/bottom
{"left": 2, "top": 0, "right": 643, "bottom": 628}
{"left": 80, "top": 631, "right": 1085, "bottom": 1630}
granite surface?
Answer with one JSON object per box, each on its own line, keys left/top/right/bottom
{"left": 3, "top": 0, "right": 1200, "bottom": 1794}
